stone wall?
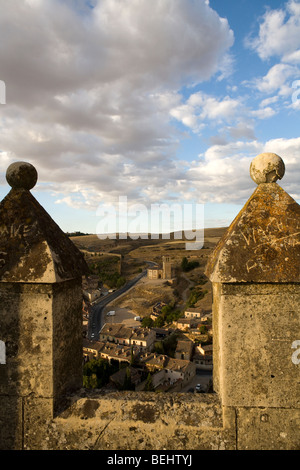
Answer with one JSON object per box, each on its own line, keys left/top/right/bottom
{"left": 1, "top": 156, "right": 300, "bottom": 451}
{"left": 21, "top": 391, "right": 234, "bottom": 451}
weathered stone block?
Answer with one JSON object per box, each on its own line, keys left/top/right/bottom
{"left": 214, "top": 283, "right": 300, "bottom": 408}
{"left": 0, "top": 397, "right": 22, "bottom": 450}
{"left": 237, "top": 407, "right": 300, "bottom": 450}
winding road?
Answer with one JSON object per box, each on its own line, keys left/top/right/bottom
{"left": 87, "top": 261, "right": 157, "bottom": 340}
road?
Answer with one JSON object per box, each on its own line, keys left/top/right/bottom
{"left": 181, "top": 369, "right": 212, "bottom": 393}
{"left": 88, "top": 261, "right": 156, "bottom": 340}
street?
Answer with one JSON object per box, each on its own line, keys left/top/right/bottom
{"left": 181, "top": 369, "right": 212, "bottom": 393}
{"left": 88, "top": 269, "right": 147, "bottom": 340}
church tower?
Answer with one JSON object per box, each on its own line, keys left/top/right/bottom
{"left": 162, "top": 256, "right": 172, "bottom": 279}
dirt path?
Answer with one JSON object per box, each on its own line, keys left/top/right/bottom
{"left": 181, "top": 273, "right": 194, "bottom": 303}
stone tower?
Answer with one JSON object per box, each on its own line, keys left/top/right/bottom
{"left": 162, "top": 256, "right": 172, "bottom": 279}
{"left": 205, "top": 153, "right": 300, "bottom": 448}
{"left": 0, "top": 162, "right": 88, "bottom": 449}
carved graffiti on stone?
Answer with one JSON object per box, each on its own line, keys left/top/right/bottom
{"left": 240, "top": 220, "right": 300, "bottom": 274}
{"left": 0, "top": 252, "right": 7, "bottom": 268}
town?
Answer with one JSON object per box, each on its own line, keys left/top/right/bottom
{"left": 77, "top": 243, "right": 215, "bottom": 394}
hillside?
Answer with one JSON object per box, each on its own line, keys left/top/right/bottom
{"left": 71, "top": 227, "right": 227, "bottom": 315}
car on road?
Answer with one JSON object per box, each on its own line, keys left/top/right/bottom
{"left": 195, "top": 384, "right": 204, "bottom": 393}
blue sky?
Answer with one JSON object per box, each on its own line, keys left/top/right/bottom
{"left": 0, "top": 0, "right": 300, "bottom": 235}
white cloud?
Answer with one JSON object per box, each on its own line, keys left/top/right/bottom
{"left": 181, "top": 136, "right": 300, "bottom": 205}
{"left": 2, "top": 0, "right": 300, "bottom": 222}
{"left": 247, "top": 0, "right": 300, "bottom": 61}
{"left": 260, "top": 96, "right": 279, "bottom": 107}
{"left": 170, "top": 91, "right": 242, "bottom": 134}
{"left": 227, "top": 123, "right": 256, "bottom": 141}
{"left": 0, "top": 0, "right": 234, "bottom": 211}
{"left": 251, "top": 106, "right": 277, "bottom": 119}
{"left": 253, "top": 63, "right": 299, "bottom": 95}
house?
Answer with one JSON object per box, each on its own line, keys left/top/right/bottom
{"left": 109, "top": 367, "right": 142, "bottom": 390}
{"left": 175, "top": 318, "right": 196, "bottom": 330}
{"left": 152, "top": 327, "right": 173, "bottom": 340}
{"left": 199, "top": 313, "right": 212, "bottom": 322}
{"left": 197, "top": 344, "right": 213, "bottom": 356}
{"left": 139, "top": 352, "right": 196, "bottom": 388}
{"left": 130, "top": 328, "right": 156, "bottom": 351}
{"left": 147, "top": 265, "right": 162, "bottom": 280}
{"left": 150, "top": 302, "right": 168, "bottom": 321}
{"left": 174, "top": 340, "right": 194, "bottom": 361}
{"left": 147, "top": 256, "right": 173, "bottom": 280}
{"left": 82, "top": 339, "right": 105, "bottom": 362}
{"left": 164, "top": 357, "right": 196, "bottom": 386}
{"left": 99, "top": 324, "right": 132, "bottom": 346}
{"left": 99, "top": 323, "right": 155, "bottom": 352}
{"left": 83, "top": 339, "right": 139, "bottom": 366}
{"left": 139, "top": 352, "right": 166, "bottom": 372}
{"left": 152, "top": 301, "right": 167, "bottom": 314}
{"left": 83, "top": 288, "right": 101, "bottom": 303}
{"left": 184, "top": 308, "right": 204, "bottom": 319}
{"left": 98, "top": 342, "right": 135, "bottom": 365}
{"left": 82, "top": 299, "right": 91, "bottom": 316}
{"left": 150, "top": 312, "right": 160, "bottom": 321}
{"left": 192, "top": 343, "right": 213, "bottom": 371}
{"left": 192, "top": 352, "right": 213, "bottom": 371}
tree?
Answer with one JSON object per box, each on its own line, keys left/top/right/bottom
{"left": 122, "top": 367, "right": 135, "bottom": 391}
{"left": 83, "top": 358, "right": 118, "bottom": 389}
{"left": 181, "top": 256, "right": 199, "bottom": 272}
{"left": 162, "top": 333, "right": 179, "bottom": 358}
{"left": 154, "top": 341, "right": 164, "bottom": 355}
{"left": 186, "top": 287, "right": 207, "bottom": 307}
{"left": 144, "top": 372, "right": 154, "bottom": 392}
{"left": 181, "top": 257, "right": 189, "bottom": 272}
{"left": 153, "top": 315, "right": 165, "bottom": 328}
{"left": 199, "top": 325, "right": 207, "bottom": 334}
{"left": 141, "top": 316, "right": 154, "bottom": 328}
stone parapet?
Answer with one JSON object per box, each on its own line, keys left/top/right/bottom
{"left": 21, "top": 391, "right": 235, "bottom": 451}
{"left": 1, "top": 155, "right": 300, "bottom": 450}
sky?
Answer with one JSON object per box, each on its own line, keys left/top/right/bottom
{"left": 0, "top": 0, "right": 300, "bottom": 236}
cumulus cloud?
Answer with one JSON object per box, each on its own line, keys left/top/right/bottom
{"left": 0, "top": 0, "right": 234, "bottom": 210}
{"left": 170, "top": 91, "right": 243, "bottom": 135}
{"left": 183, "top": 136, "right": 300, "bottom": 205}
{"left": 1, "top": 0, "right": 299, "bottom": 226}
{"left": 245, "top": 2, "right": 300, "bottom": 114}
{"left": 246, "top": 0, "right": 300, "bottom": 61}
{"left": 253, "top": 63, "right": 299, "bottom": 96}
{"left": 251, "top": 106, "right": 277, "bottom": 119}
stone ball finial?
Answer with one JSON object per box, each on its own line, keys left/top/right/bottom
{"left": 250, "top": 152, "right": 285, "bottom": 185}
{"left": 6, "top": 161, "right": 38, "bottom": 190}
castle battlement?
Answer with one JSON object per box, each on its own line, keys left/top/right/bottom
{"left": 0, "top": 155, "right": 299, "bottom": 450}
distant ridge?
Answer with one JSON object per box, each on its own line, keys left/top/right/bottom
{"left": 70, "top": 227, "right": 227, "bottom": 242}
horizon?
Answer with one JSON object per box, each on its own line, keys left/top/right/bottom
{"left": 68, "top": 227, "right": 225, "bottom": 236}
{"left": 1, "top": 0, "right": 300, "bottom": 234}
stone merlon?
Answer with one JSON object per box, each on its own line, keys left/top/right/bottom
{"left": 1, "top": 155, "right": 299, "bottom": 450}
{"left": 0, "top": 161, "right": 89, "bottom": 283}
{"left": 205, "top": 153, "right": 300, "bottom": 283}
